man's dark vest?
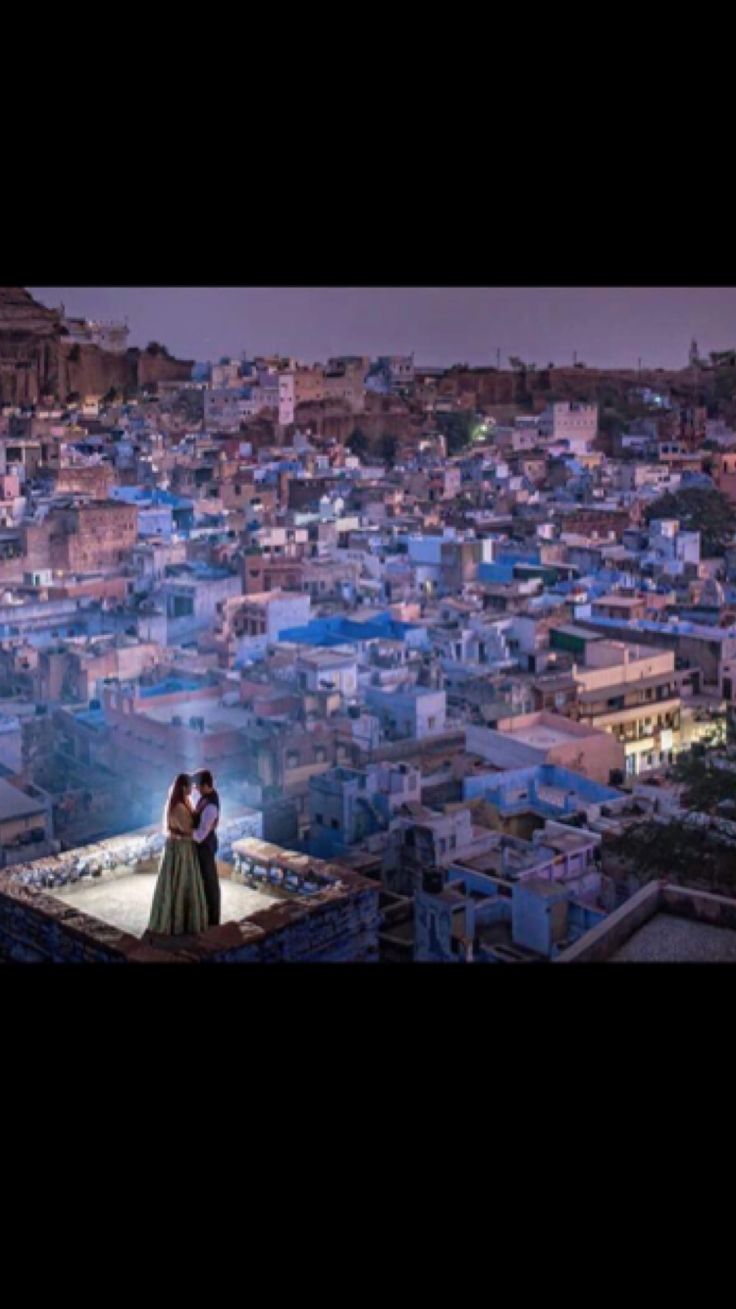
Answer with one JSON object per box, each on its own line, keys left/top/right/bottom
{"left": 200, "top": 789, "right": 220, "bottom": 855}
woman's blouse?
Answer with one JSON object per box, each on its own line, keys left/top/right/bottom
{"left": 168, "top": 801, "right": 194, "bottom": 839}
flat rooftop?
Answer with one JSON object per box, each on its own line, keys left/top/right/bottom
{"left": 51, "top": 872, "right": 275, "bottom": 940}
{"left": 507, "top": 722, "right": 583, "bottom": 749}
{"left": 557, "top": 881, "right": 736, "bottom": 963}
{"left": 140, "top": 695, "right": 253, "bottom": 731}
{"left": 0, "top": 778, "right": 46, "bottom": 822}
{"left": 610, "top": 913, "right": 736, "bottom": 963}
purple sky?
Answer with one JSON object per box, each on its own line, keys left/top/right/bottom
{"left": 29, "top": 287, "right": 736, "bottom": 370}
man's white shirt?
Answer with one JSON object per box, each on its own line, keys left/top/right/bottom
{"left": 193, "top": 802, "right": 218, "bottom": 845}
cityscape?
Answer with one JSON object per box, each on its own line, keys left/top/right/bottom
{"left": 1, "top": 284, "right": 735, "bottom": 963}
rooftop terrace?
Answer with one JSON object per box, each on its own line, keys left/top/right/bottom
{"left": 0, "top": 827, "right": 381, "bottom": 963}
{"left": 53, "top": 871, "right": 271, "bottom": 939}
{"left": 557, "top": 881, "right": 736, "bottom": 963}
{"left": 610, "top": 914, "right": 736, "bottom": 963}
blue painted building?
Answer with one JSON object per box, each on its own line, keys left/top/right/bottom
{"left": 308, "top": 761, "right": 421, "bottom": 858}
{"left": 279, "top": 610, "right": 429, "bottom": 650}
{"left": 463, "top": 763, "right": 624, "bottom": 821}
{"left": 415, "top": 842, "right": 609, "bottom": 964}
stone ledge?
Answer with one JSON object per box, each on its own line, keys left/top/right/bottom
{"left": 181, "top": 922, "right": 255, "bottom": 959}
{"left": 126, "top": 943, "right": 192, "bottom": 964}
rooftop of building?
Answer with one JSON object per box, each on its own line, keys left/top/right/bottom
{"left": 137, "top": 676, "right": 204, "bottom": 699}
{"left": 591, "top": 596, "right": 649, "bottom": 609}
{"left": 580, "top": 614, "right": 736, "bottom": 641}
{"left": 138, "top": 693, "right": 252, "bottom": 732}
{"left": 0, "top": 778, "right": 47, "bottom": 822}
{"left": 2, "top": 827, "right": 379, "bottom": 963}
{"left": 52, "top": 870, "right": 273, "bottom": 940}
{"left": 500, "top": 717, "right": 576, "bottom": 748}
{"left": 557, "top": 881, "right": 736, "bottom": 963}
{"left": 296, "top": 650, "right": 356, "bottom": 668}
{"left": 494, "top": 711, "right": 599, "bottom": 748}
{"left": 576, "top": 670, "right": 681, "bottom": 703}
{"left": 609, "top": 914, "right": 736, "bottom": 963}
{"left": 164, "top": 563, "right": 236, "bottom": 583}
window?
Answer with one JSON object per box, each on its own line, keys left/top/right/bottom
{"left": 331, "top": 818, "right": 339, "bottom": 830}
{"left": 315, "top": 747, "right": 326, "bottom": 763}
{"left": 171, "top": 594, "right": 194, "bottom": 618}
{"left": 287, "top": 752, "right": 299, "bottom": 769}
{"left": 315, "top": 813, "right": 324, "bottom": 825}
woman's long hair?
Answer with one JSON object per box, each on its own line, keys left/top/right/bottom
{"left": 163, "top": 773, "right": 191, "bottom": 833}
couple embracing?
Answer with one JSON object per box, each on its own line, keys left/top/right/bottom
{"left": 146, "top": 770, "right": 222, "bottom": 938}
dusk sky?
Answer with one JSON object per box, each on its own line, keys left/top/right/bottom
{"left": 29, "top": 287, "right": 736, "bottom": 370}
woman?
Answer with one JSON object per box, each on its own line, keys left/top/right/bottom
{"left": 147, "top": 773, "right": 209, "bottom": 936}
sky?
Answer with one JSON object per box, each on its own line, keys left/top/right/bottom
{"left": 28, "top": 287, "right": 736, "bottom": 370}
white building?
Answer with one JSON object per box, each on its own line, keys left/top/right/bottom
{"left": 279, "top": 372, "right": 296, "bottom": 426}
{"left": 365, "top": 686, "right": 447, "bottom": 740}
{"left": 541, "top": 402, "right": 598, "bottom": 449}
{"left": 211, "top": 360, "right": 243, "bottom": 389}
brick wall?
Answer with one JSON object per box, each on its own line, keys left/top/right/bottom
{"left": 0, "top": 866, "right": 381, "bottom": 964}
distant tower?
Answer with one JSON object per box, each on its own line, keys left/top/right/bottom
{"left": 689, "top": 338, "right": 699, "bottom": 367}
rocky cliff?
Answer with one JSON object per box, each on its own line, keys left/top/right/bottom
{"left": 0, "top": 287, "right": 193, "bottom": 404}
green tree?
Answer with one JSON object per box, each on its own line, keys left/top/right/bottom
{"left": 606, "top": 819, "right": 736, "bottom": 896}
{"left": 347, "top": 428, "right": 369, "bottom": 457}
{"left": 644, "top": 486, "right": 736, "bottom": 556}
{"left": 712, "top": 367, "right": 736, "bottom": 405}
{"left": 672, "top": 740, "right": 736, "bottom": 814}
{"left": 379, "top": 433, "right": 398, "bottom": 466}
{"left": 437, "top": 410, "right": 474, "bottom": 455}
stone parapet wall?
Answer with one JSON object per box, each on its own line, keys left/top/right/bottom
{"left": 0, "top": 839, "right": 381, "bottom": 964}
{"left": 0, "top": 874, "right": 177, "bottom": 963}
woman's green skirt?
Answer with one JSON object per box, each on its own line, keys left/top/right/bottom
{"left": 147, "top": 837, "right": 209, "bottom": 936}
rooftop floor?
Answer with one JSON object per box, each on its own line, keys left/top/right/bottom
{"left": 610, "top": 913, "right": 736, "bottom": 963}
{"left": 51, "top": 872, "right": 276, "bottom": 940}
{"left": 507, "top": 724, "right": 583, "bottom": 749}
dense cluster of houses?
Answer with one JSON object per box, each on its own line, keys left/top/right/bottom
{"left": 2, "top": 323, "right": 736, "bottom": 961}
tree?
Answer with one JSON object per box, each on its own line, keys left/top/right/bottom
{"left": 437, "top": 410, "right": 474, "bottom": 455}
{"left": 672, "top": 741, "right": 736, "bottom": 814}
{"left": 379, "top": 433, "right": 398, "bottom": 466}
{"left": 606, "top": 818, "right": 736, "bottom": 897}
{"left": 599, "top": 410, "right": 627, "bottom": 441}
{"left": 712, "top": 367, "right": 736, "bottom": 405}
{"left": 644, "top": 486, "right": 736, "bottom": 557}
{"left": 21, "top": 715, "right": 60, "bottom": 791}
{"left": 346, "top": 428, "right": 369, "bottom": 458}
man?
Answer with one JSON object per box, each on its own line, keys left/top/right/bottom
{"left": 192, "top": 769, "right": 221, "bottom": 928}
